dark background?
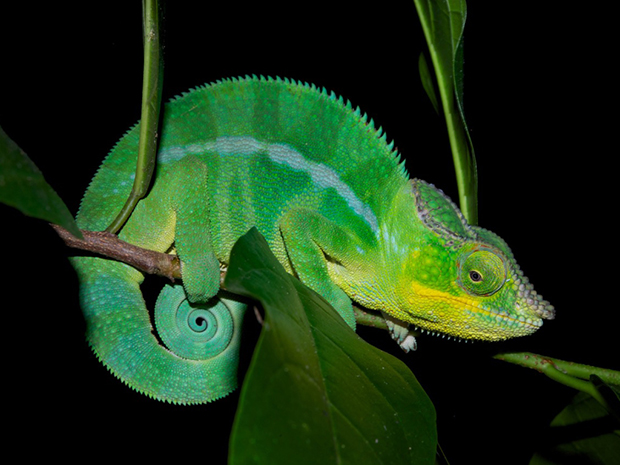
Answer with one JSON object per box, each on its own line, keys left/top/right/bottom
{"left": 2, "top": 2, "right": 616, "bottom": 463}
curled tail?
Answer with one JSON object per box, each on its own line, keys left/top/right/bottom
{"left": 72, "top": 256, "right": 246, "bottom": 404}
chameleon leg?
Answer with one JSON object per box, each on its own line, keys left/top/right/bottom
{"left": 117, "top": 154, "right": 221, "bottom": 304}
{"left": 168, "top": 155, "right": 221, "bottom": 304}
{"left": 279, "top": 208, "right": 365, "bottom": 329}
{"left": 381, "top": 311, "right": 418, "bottom": 352}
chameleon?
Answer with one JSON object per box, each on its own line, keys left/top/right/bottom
{"left": 71, "top": 76, "right": 554, "bottom": 404}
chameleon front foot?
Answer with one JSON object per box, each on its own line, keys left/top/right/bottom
{"left": 382, "top": 312, "right": 417, "bottom": 352}
{"left": 398, "top": 334, "right": 417, "bottom": 353}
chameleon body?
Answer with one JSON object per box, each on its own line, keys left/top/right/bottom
{"left": 71, "top": 76, "right": 554, "bottom": 404}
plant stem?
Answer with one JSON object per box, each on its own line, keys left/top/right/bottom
{"left": 353, "top": 308, "right": 389, "bottom": 330}
{"left": 495, "top": 352, "right": 620, "bottom": 412}
{"left": 107, "top": 0, "right": 163, "bottom": 233}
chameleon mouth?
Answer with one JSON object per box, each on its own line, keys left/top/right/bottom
{"left": 399, "top": 280, "right": 546, "bottom": 340}
{"left": 402, "top": 295, "right": 545, "bottom": 341}
{"left": 406, "top": 309, "right": 543, "bottom": 341}
{"left": 464, "top": 305, "right": 544, "bottom": 335}
{"left": 410, "top": 313, "right": 542, "bottom": 342}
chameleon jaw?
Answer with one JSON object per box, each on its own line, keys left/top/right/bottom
{"left": 394, "top": 281, "right": 547, "bottom": 341}
{"left": 381, "top": 301, "right": 544, "bottom": 352}
{"left": 401, "top": 307, "right": 545, "bottom": 342}
{"left": 374, "top": 273, "right": 552, "bottom": 342}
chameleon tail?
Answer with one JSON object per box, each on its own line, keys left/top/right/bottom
{"left": 73, "top": 257, "right": 246, "bottom": 404}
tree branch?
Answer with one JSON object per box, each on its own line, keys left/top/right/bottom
{"left": 51, "top": 224, "right": 181, "bottom": 280}
{"left": 51, "top": 223, "right": 385, "bottom": 329}
{"left": 494, "top": 352, "right": 620, "bottom": 414}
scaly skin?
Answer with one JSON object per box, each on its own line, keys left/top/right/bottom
{"left": 70, "top": 76, "right": 554, "bottom": 404}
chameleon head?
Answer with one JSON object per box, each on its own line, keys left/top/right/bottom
{"left": 388, "top": 179, "right": 555, "bottom": 341}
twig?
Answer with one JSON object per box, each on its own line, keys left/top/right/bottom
{"left": 52, "top": 224, "right": 391, "bottom": 332}
{"left": 354, "top": 307, "right": 389, "bottom": 330}
{"left": 51, "top": 224, "right": 181, "bottom": 280}
{"left": 494, "top": 352, "right": 620, "bottom": 413}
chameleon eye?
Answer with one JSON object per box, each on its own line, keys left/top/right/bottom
{"left": 459, "top": 249, "right": 506, "bottom": 296}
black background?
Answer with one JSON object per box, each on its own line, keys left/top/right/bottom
{"left": 2, "top": 2, "right": 616, "bottom": 463}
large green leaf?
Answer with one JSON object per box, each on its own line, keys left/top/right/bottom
{"left": 413, "top": 0, "right": 477, "bottom": 224}
{"left": 0, "top": 126, "right": 82, "bottom": 238}
{"left": 225, "top": 228, "right": 436, "bottom": 465}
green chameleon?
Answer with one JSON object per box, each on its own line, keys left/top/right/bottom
{"left": 71, "top": 76, "right": 554, "bottom": 404}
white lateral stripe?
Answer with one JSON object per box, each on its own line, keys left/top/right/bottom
{"left": 158, "top": 136, "right": 378, "bottom": 232}
{"left": 267, "top": 142, "right": 378, "bottom": 232}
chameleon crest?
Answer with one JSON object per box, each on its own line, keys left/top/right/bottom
{"left": 71, "top": 76, "right": 554, "bottom": 404}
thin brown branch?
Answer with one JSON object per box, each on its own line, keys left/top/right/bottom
{"left": 51, "top": 224, "right": 181, "bottom": 280}
{"left": 52, "top": 224, "right": 383, "bottom": 329}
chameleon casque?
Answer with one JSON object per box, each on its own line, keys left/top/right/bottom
{"left": 71, "top": 76, "right": 554, "bottom": 404}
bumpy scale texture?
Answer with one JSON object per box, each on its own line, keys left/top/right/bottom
{"left": 71, "top": 76, "right": 554, "bottom": 404}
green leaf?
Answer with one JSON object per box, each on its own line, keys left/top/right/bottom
{"left": 413, "top": 0, "right": 477, "bottom": 224}
{"left": 0, "top": 126, "right": 82, "bottom": 238}
{"left": 418, "top": 53, "right": 440, "bottom": 114}
{"left": 225, "top": 228, "right": 437, "bottom": 465}
{"left": 530, "top": 392, "right": 620, "bottom": 465}
{"left": 591, "top": 374, "right": 620, "bottom": 423}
